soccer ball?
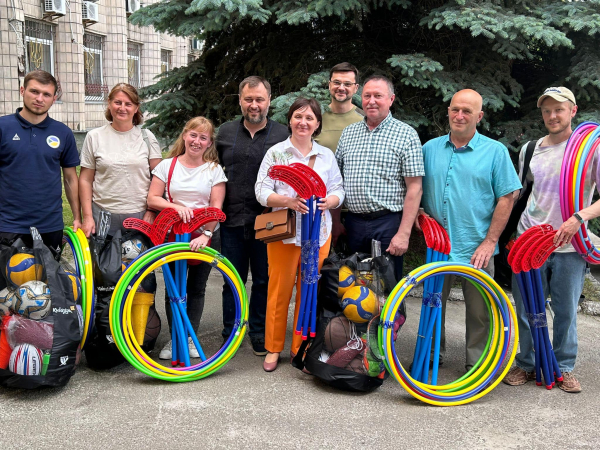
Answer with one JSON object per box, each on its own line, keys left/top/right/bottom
{"left": 0, "top": 287, "right": 17, "bottom": 316}
{"left": 6, "top": 253, "right": 43, "bottom": 288}
{"left": 14, "top": 281, "right": 51, "bottom": 320}
{"left": 122, "top": 239, "right": 146, "bottom": 261}
{"left": 8, "top": 343, "right": 44, "bottom": 375}
{"left": 338, "top": 265, "right": 356, "bottom": 297}
{"left": 341, "top": 286, "right": 377, "bottom": 323}
{"left": 64, "top": 271, "right": 82, "bottom": 303}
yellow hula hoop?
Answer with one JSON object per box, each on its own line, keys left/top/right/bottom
{"left": 109, "top": 249, "right": 248, "bottom": 380}
{"left": 380, "top": 262, "right": 518, "bottom": 406}
{"left": 75, "top": 229, "right": 94, "bottom": 348}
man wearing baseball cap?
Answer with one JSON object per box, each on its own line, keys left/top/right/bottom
{"left": 503, "top": 86, "right": 598, "bottom": 393}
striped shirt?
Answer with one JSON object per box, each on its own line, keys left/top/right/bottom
{"left": 335, "top": 113, "right": 424, "bottom": 213}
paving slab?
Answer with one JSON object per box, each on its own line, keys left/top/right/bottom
{"left": 1, "top": 270, "right": 599, "bottom": 449}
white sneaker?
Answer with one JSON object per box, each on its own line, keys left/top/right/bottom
{"left": 159, "top": 340, "right": 172, "bottom": 360}
{"left": 188, "top": 337, "right": 200, "bottom": 358}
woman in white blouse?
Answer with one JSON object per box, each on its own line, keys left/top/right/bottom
{"left": 147, "top": 116, "right": 227, "bottom": 360}
{"left": 255, "top": 97, "right": 345, "bottom": 372}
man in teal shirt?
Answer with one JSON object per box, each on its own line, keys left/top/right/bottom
{"left": 419, "top": 89, "right": 521, "bottom": 370}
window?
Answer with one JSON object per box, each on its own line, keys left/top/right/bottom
{"left": 83, "top": 33, "right": 108, "bottom": 101}
{"left": 24, "top": 20, "right": 55, "bottom": 75}
{"left": 188, "top": 38, "right": 202, "bottom": 64}
{"left": 127, "top": 42, "right": 142, "bottom": 88}
{"left": 190, "top": 38, "right": 203, "bottom": 52}
{"left": 160, "top": 49, "right": 172, "bottom": 74}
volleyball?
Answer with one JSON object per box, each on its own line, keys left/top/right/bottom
{"left": 6, "top": 253, "right": 43, "bottom": 288}
{"left": 122, "top": 239, "right": 146, "bottom": 261}
{"left": 64, "top": 271, "right": 82, "bottom": 303}
{"left": 0, "top": 287, "right": 17, "bottom": 316}
{"left": 338, "top": 265, "right": 356, "bottom": 297}
{"left": 341, "top": 286, "right": 377, "bottom": 323}
{"left": 8, "top": 343, "right": 43, "bottom": 375}
{"left": 14, "top": 281, "right": 51, "bottom": 320}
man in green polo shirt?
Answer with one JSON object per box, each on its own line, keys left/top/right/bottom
{"left": 316, "top": 62, "right": 364, "bottom": 153}
{"left": 316, "top": 62, "right": 364, "bottom": 250}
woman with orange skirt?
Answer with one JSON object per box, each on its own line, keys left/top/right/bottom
{"left": 255, "top": 98, "right": 345, "bottom": 372}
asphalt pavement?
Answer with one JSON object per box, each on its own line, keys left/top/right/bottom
{"left": 1, "top": 269, "right": 600, "bottom": 449}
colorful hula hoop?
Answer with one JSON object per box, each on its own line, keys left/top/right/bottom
{"left": 560, "top": 121, "right": 600, "bottom": 263}
{"left": 379, "top": 262, "right": 518, "bottom": 406}
{"left": 63, "top": 228, "right": 95, "bottom": 348}
{"left": 109, "top": 243, "right": 249, "bottom": 382}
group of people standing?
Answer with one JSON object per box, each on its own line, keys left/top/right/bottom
{"left": 0, "top": 65, "right": 592, "bottom": 393}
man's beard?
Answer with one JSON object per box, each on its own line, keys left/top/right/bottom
{"left": 548, "top": 122, "right": 570, "bottom": 136}
{"left": 244, "top": 109, "right": 268, "bottom": 124}
{"left": 332, "top": 95, "right": 351, "bottom": 104}
{"left": 331, "top": 90, "right": 353, "bottom": 104}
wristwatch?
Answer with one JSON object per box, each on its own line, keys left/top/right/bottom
{"left": 203, "top": 230, "right": 213, "bottom": 238}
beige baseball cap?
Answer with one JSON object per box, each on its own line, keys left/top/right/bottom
{"left": 537, "top": 86, "right": 576, "bottom": 107}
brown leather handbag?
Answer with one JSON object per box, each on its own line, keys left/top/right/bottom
{"left": 254, "top": 155, "right": 316, "bottom": 243}
{"left": 254, "top": 208, "right": 296, "bottom": 243}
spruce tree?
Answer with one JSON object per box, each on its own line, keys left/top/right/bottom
{"left": 131, "top": 0, "right": 600, "bottom": 150}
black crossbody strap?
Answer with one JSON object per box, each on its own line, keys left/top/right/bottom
{"left": 521, "top": 140, "right": 536, "bottom": 185}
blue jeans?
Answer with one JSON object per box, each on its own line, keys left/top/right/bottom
{"left": 345, "top": 211, "right": 404, "bottom": 280}
{"left": 220, "top": 224, "right": 268, "bottom": 341}
{"left": 512, "top": 252, "right": 586, "bottom": 373}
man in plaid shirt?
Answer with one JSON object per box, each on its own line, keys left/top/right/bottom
{"left": 336, "top": 75, "right": 424, "bottom": 279}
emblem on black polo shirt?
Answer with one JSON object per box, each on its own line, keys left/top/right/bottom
{"left": 46, "top": 136, "right": 60, "bottom": 148}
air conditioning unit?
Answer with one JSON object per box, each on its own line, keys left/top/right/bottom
{"left": 126, "top": 0, "right": 140, "bottom": 15}
{"left": 191, "top": 38, "right": 202, "bottom": 51}
{"left": 82, "top": 1, "right": 99, "bottom": 23}
{"left": 44, "top": 0, "right": 66, "bottom": 15}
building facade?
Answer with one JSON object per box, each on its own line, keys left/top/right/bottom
{"left": 0, "top": 0, "right": 196, "bottom": 131}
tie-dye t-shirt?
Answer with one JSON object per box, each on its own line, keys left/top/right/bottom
{"left": 516, "top": 137, "right": 600, "bottom": 253}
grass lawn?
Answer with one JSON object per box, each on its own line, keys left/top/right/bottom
{"left": 61, "top": 167, "right": 79, "bottom": 227}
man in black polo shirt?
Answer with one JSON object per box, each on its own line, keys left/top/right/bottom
{"left": 0, "top": 70, "right": 80, "bottom": 257}
{"left": 217, "top": 76, "right": 288, "bottom": 355}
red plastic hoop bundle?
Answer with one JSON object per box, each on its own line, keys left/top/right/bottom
{"left": 508, "top": 225, "right": 562, "bottom": 389}
{"left": 267, "top": 164, "right": 326, "bottom": 338}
